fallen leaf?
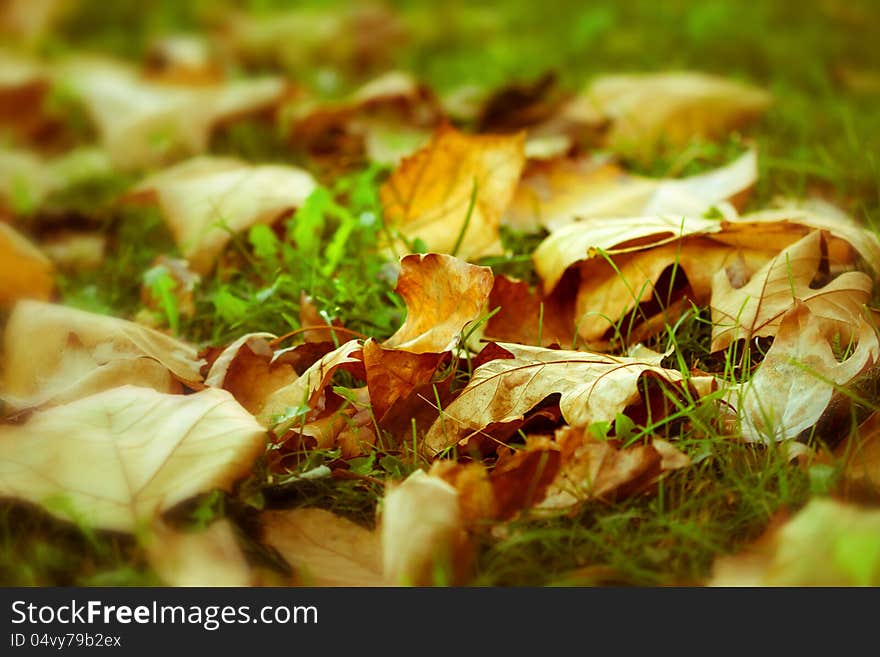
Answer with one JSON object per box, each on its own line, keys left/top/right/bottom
{"left": 534, "top": 214, "right": 723, "bottom": 294}
{"left": 204, "top": 332, "right": 298, "bottom": 419}
{"left": 363, "top": 339, "right": 447, "bottom": 420}
{"left": 289, "top": 70, "right": 441, "bottom": 167}
{"left": 261, "top": 507, "right": 384, "bottom": 586}
{"left": 727, "top": 199, "right": 880, "bottom": 275}
{"left": 147, "top": 520, "right": 254, "bottom": 587}
{"left": 731, "top": 302, "right": 879, "bottom": 442}
{"left": 507, "top": 149, "right": 757, "bottom": 233}
{"left": 0, "top": 386, "right": 266, "bottom": 532}
{"left": 424, "top": 342, "right": 714, "bottom": 454}
{"left": 1, "top": 300, "right": 204, "bottom": 412}
{"left": 0, "top": 222, "right": 53, "bottom": 306}
{"left": 259, "top": 339, "right": 364, "bottom": 428}
{"left": 710, "top": 230, "right": 873, "bottom": 352}
{"left": 709, "top": 499, "right": 880, "bottom": 586}
{"left": 55, "top": 56, "right": 287, "bottom": 169}
{"left": 537, "top": 427, "right": 689, "bottom": 512}
{"left": 126, "top": 156, "right": 316, "bottom": 274}
{"left": 380, "top": 125, "right": 526, "bottom": 260}
{"left": 484, "top": 274, "right": 576, "bottom": 348}
{"left": 490, "top": 442, "right": 562, "bottom": 518}
{"left": 383, "top": 253, "right": 494, "bottom": 353}
{"left": 381, "top": 469, "right": 470, "bottom": 585}
{"left": 216, "top": 5, "right": 407, "bottom": 77}
{"left": 836, "top": 412, "right": 880, "bottom": 498}
{"left": 577, "top": 72, "right": 770, "bottom": 156}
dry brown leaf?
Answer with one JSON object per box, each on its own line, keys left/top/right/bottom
{"left": 381, "top": 469, "right": 470, "bottom": 585}
{"left": 363, "top": 339, "right": 446, "bottom": 420}
{"left": 1, "top": 300, "right": 204, "bottom": 412}
{"left": 380, "top": 126, "right": 526, "bottom": 260}
{"left": 147, "top": 520, "right": 254, "bottom": 587}
{"left": 383, "top": 253, "right": 493, "bottom": 353}
{"left": 727, "top": 199, "right": 880, "bottom": 275}
{"left": 577, "top": 72, "right": 770, "bottom": 155}
{"left": 55, "top": 57, "right": 286, "bottom": 169}
{"left": 709, "top": 499, "right": 880, "bottom": 586}
{"left": 424, "top": 342, "right": 714, "bottom": 454}
{"left": 290, "top": 70, "right": 440, "bottom": 167}
{"left": 261, "top": 507, "right": 384, "bottom": 587}
{"left": 484, "top": 274, "right": 576, "bottom": 348}
{"left": 126, "top": 156, "right": 316, "bottom": 274}
{"left": 0, "top": 222, "right": 53, "bottom": 306}
{"left": 537, "top": 427, "right": 689, "bottom": 512}
{"left": 204, "top": 332, "right": 298, "bottom": 419}
{"left": 710, "top": 230, "right": 873, "bottom": 352}
{"left": 836, "top": 412, "right": 880, "bottom": 497}
{"left": 0, "top": 386, "right": 266, "bottom": 532}
{"left": 534, "top": 214, "right": 726, "bottom": 294}
{"left": 572, "top": 238, "right": 775, "bottom": 344}
{"left": 258, "top": 339, "right": 363, "bottom": 428}
{"left": 731, "top": 302, "right": 879, "bottom": 442}
{"left": 507, "top": 149, "right": 756, "bottom": 233}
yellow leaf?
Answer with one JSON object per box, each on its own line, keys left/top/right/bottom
{"left": 380, "top": 125, "right": 526, "bottom": 260}
{"left": 0, "top": 223, "right": 53, "bottom": 306}
{"left": 261, "top": 507, "right": 383, "bottom": 586}
{"left": 0, "top": 386, "right": 266, "bottom": 532}
{"left": 383, "top": 253, "right": 493, "bottom": 354}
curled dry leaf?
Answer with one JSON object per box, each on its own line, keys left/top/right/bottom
{"left": 0, "top": 386, "right": 266, "bottom": 532}
{"left": 147, "top": 520, "right": 254, "bottom": 587}
{"left": 534, "top": 214, "right": 723, "bottom": 294}
{"left": 0, "top": 223, "right": 53, "bottom": 306}
{"left": 733, "top": 302, "right": 879, "bottom": 443}
{"left": 261, "top": 508, "right": 384, "bottom": 587}
{"left": 126, "top": 156, "right": 316, "bottom": 274}
{"left": 380, "top": 125, "right": 526, "bottom": 260}
{"left": 727, "top": 199, "right": 880, "bottom": 275}
{"left": 709, "top": 499, "right": 880, "bottom": 586}
{"left": 204, "top": 332, "right": 298, "bottom": 419}
{"left": 381, "top": 469, "right": 470, "bottom": 585}
{"left": 383, "top": 253, "right": 494, "bottom": 353}
{"left": 507, "top": 149, "right": 757, "bottom": 233}
{"left": 55, "top": 57, "right": 286, "bottom": 169}
{"left": 576, "top": 72, "right": 770, "bottom": 155}
{"left": 710, "top": 230, "right": 873, "bottom": 352}
{"left": 1, "top": 300, "right": 204, "bottom": 412}
{"left": 424, "top": 342, "right": 714, "bottom": 454}
{"left": 259, "top": 339, "right": 363, "bottom": 428}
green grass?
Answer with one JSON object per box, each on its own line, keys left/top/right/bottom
{"left": 2, "top": 0, "right": 879, "bottom": 586}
